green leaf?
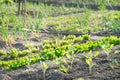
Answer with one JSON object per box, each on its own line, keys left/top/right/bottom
{"left": 86, "top": 58, "right": 91, "bottom": 66}
{"left": 114, "top": 50, "right": 119, "bottom": 54}
{"left": 42, "top": 62, "right": 48, "bottom": 70}
{"left": 94, "top": 51, "right": 100, "bottom": 57}
{"left": 0, "top": 50, "right": 6, "bottom": 55}
{"left": 59, "top": 65, "right": 68, "bottom": 73}
{"left": 61, "top": 58, "right": 67, "bottom": 64}
{"left": 66, "top": 53, "right": 70, "bottom": 59}
{"left": 55, "top": 59, "right": 60, "bottom": 65}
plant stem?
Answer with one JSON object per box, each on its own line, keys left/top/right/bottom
{"left": 89, "top": 66, "right": 92, "bottom": 74}
{"left": 43, "top": 70, "right": 46, "bottom": 80}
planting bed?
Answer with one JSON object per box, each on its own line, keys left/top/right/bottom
{"left": 0, "top": 1, "right": 120, "bottom": 80}
{"left": 0, "top": 47, "right": 120, "bottom": 80}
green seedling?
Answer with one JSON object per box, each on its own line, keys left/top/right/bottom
{"left": 109, "top": 59, "right": 118, "bottom": 69}
{"left": 74, "top": 36, "right": 83, "bottom": 43}
{"left": 66, "top": 53, "right": 73, "bottom": 69}
{"left": 0, "top": 50, "right": 6, "bottom": 55}
{"left": 65, "top": 35, "right": 76, "bottom": 40}
{"left": 20, "top": 50, "right": 31, "bottom": 56}
{"left": 0, "top": 14, "right": 9, "bottom": 45}
{"left": 34, "top": 15, "right": 42, "bottom": 33}
{"left": 59, "top": 65, "right": 68, "bottom": 73}
{"left": 31, "top": 47, "right": 39, "bottom": 53}
{"left": 66, "top": 46, "right": 75, "bottom": 69}
{"left": 101, "top": 43, "right": 114, "bottom": 58}
{"left": 10, "top": 48, "right": 18, "bottom": 58}
{"left": 55, "top": 57, "right": 68, "bottom": 73}
{"left": 98, "top": 4, "right": 106, "bottom": 10}
{"left": 55, "top": 57, "right": 67, "bottom": 65}
{"left": 13, "top": 25, "right": 21, "bottom": 38}
{"left": 42, "top": 62, "right": 48, "bottom": 80}
{"left": 85, "top": 51, "right": 96, "bottom": 74}
{"left": 94, "top": 51, "right": 100, "bottom": 57}
{"left": 70, "top": 55, "right": 74, "bottom": 69}
{"left": 114, "top": 50, "right": 119, "bottom": 54}
{"left": 82, "top": 34, "right": 90, "bottom": 41}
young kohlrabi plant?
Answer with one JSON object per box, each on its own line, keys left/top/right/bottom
{"left": 101, "top": 43, "right": 114, "bottom": 58}
{"left": 41, "top": 62, "right": 48, "bottom": 80}
{"left": 85, "top": 51, "right": 96, "bottom": 74}
{"left": 59, "top": 65, "right": 68, "bottom": 73}
{"left": 66, "top": 46, "right": 75, "bottom": 69}
{"left": 55, "top": 57, "right": 68, "bottom": 73}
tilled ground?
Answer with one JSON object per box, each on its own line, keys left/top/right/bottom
{"left": 0, "top": 44, "right": 120, "bottom": 80}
